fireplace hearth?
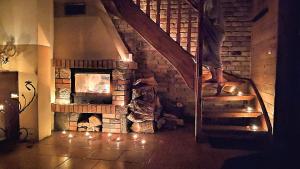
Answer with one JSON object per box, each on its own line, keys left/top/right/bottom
{"left": 52, "top": 59, "right": 137, "bottom": 133}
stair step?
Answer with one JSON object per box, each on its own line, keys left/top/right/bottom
{"left": 203, "top": 81, "right": 243, "bottom": 87}
{"left": 203, "top": 125, "right": 266, "bottom": 133}
{"left": 203, "top": 95, "right": 255, "bottom": 102}
{"left": 204, "top": 112, "right": 262, "bottom": 118}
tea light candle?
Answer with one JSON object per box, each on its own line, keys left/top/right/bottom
{"left": 10, "top": 93, "right": 19, "bottom": 99}
{"left": 0, "top": 104, "right": 4, "bottom": 111}
{"left": 85, "top": 132, "right": 90, "bottom": 137}
{"left": 68, "top": 133, "right": 74, "bottom": 138}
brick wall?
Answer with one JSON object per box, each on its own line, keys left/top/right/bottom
{"left": 221, "top": 0, "right": 253, "bottom": 77}
{"left": 111, "top": 0, "right": 253, "bottom": 116}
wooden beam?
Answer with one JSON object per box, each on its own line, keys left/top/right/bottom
{"left": 107, "top": 0, "right": 195, "bottom": 88}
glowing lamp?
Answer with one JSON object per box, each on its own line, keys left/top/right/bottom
{"left": 141, "top": 139, "right": 146, "bottom": 144}
{"left": 133, "top": 134, "right": 138, "bottom": 140}
{"left": 107, "top": 133, "right": 112, "bottom": 137}
{"left": 88, "top": 135, "right": 93, "bottom": 139}
{"left": 237, "top": 91, "right": 243, "bottom": 96}
{"left": 116, "top": 137, "right": 121, "bottom": 142}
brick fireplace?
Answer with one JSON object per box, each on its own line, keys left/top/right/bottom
{"left": 51, "top": 59, "right": 137, "bottom": 133}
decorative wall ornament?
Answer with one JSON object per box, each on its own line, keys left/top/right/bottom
{"left": 0, "top": 37, "right": 17, "bottom": 64}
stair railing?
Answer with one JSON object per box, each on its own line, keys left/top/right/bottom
{"left": 223, "top": 71, "right": 273, "bottom": 136}
{"left": 132, "top": 0, "right": 199, "bottom": 57}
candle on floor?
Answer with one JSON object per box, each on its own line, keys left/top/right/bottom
{"left": 68, "top": 133, "right": 73, "bottom": 138}
{"left": 85, "top": 132, "right": 90, "bottom": 136}
{"left": 141, "top": 139, "right": 146, "bottom": 145}
{"left": 133, "top": 134, "right": 138, "bottom": 140}
{"left": 62, "top": 130, "right": 67, "bottom": 135}
{"left": 107, "top": 133, "right": 112, "bottom": 137}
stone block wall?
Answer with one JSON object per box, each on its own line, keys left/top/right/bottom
{"left": 111, "top": 0, "right": 253, "bottom": 116}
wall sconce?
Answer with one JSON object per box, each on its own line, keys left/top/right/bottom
{"left": 0, "top": 37, "right": 17, "bottom": 64}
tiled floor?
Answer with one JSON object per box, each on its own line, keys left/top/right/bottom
{"left": 0, "top": 124, "right": 255, "bottom": 169}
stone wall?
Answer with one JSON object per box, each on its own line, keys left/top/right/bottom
{"left": 111, "top": 0, "right": 253, "bottom": 116}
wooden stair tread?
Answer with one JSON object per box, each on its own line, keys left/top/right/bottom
{"left": 203, "top": 125, "right": 266, "bottom": 133}
{"left": 203, "top": 112, "right": 262, "bottom": 118}
{"left": 202, "top": 81, "right": 243, "bottom": 87}
{"left": 203, "top": 95, "right": 255, "bottom": 101}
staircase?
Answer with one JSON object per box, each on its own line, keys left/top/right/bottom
{"left": 202, "top": 70, "right": 272, "bottom": 147}
{"left": 103, "top": 0, "right": 272, "bottom": 146}
{"left": 103, "top": 0, "right": 198, "bottom": 88}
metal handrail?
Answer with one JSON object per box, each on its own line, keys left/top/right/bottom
{"left": 223, "top": 71, "right": 273, "bottom": 135}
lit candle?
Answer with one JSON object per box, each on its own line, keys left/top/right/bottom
{"left": 133, "top": 134, "right": 138, "bottom": 140}
{"left": 246, "top": 106, "right": 254, "bottom": 112}
{"left": 62, "top": 130, "right": 67, "bottom": 135}
{"left": 250, "top": 125, "right": 259, "bottom": 131}
{"left": 237, "top": 91, "right": 243, "bottom": 96}
{"left": 88, "top": 135, "right": 93, "bottom": 139}
{"left": 116, "top": 137, "right": 121, "bottom": 142}
{"left": 10, "top": 93, "right": 19, "bottom": 99}
{"left": 141, "top": 139, "right": 146, "bottom": 145}
{"left": 85, "top": 132, "right": 90, "bottom": 137}
{"left": 68, "top": 133, "right": 73, "bottom": 138}
{"left": 0, "top": 104, "right": 4, "bottom": 111}
{"left": 107, "top": 133, "right": 112, "bottom": 137}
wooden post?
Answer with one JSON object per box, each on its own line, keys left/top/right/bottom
{"left": 195, "top": 0, "right": 204, "bottom": 142}
{"left": 156, "top": 0, "right": 161, "bottom": 25}
{"left": 176, "top": 0, "right": 182, "bottom": 43}
{"left": 146, "top": 0, "right": 151, "bottom": 16}
{"left": 187, "top": 8, "right": 192, "bottom": 53}
{"left": 166, "top": 0, "right": 171, "bottom": 34}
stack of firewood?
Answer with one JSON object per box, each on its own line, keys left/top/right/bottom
{"left": 127, "top": 77, "right": 158, "bottom": 133}
{"left": 77, "top": 115, "right": 102, "bottom": 132}
{"left": 127, "top": 77, "right": 185, "bottom": 133}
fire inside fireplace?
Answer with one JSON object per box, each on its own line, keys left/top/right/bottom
{"left": 71, "top": 69, "right": 112, "bottom": 104}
